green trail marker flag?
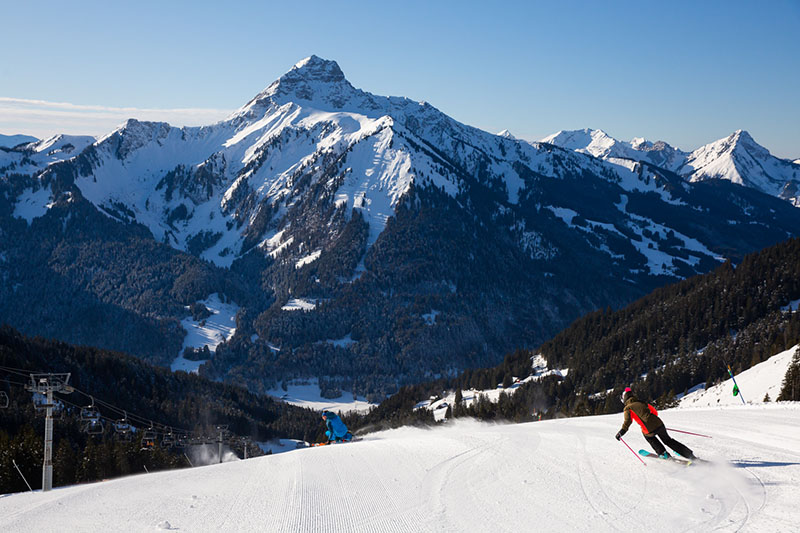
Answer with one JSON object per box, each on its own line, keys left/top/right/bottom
{"left": 726, "top": 364, "right": 746, "bottom": 405}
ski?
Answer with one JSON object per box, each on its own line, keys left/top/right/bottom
{"left": 312, "top": 436, "right": 359, "bottom": 447}
{"left": 638, "top": 449, "right": 693, "bottom": 466}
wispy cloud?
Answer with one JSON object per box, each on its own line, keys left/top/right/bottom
{"left": 0, "top": 97, "right": 233, "bottom": 138}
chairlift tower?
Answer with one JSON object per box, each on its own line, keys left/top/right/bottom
{"left": 26, "top": 373, "right": 71, "bottom": 492}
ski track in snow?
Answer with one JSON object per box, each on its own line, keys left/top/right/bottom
{"left": 1, "top": 406, "right": 799, "bottom": 532}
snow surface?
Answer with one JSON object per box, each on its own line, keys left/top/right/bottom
{"left": 678, "top": 345, "right": 796, "bottom": 408}
{"left": 12, "top": 187, "right": 52, "bottom": 223}
{"left": 547, "top": 199, "right": 716, "bottom": 277}
{"left": 0, "top": 133, "right": 38, "bottom": 148}
{"left": 3, "top": 405, "right": 799, "bottom": 532}
{"left": 266, "top": 378, "right": 375, "bottom": 413}
{"left": 543, "top": 128, "right": 800, "bottom": 205}
{"left": 1, "top": 134, "right": 95, "bottom": 177}
{"left": 256, "top": 439, "right": 308, "bottom": 455}
{"left": 681, "top": 130, "right": 798, "bottom": 200}
{"left": 280, "top": 298, "right": 317, "bottom": 312}
{"left": 421, "top": 310, "right": 439, "bottom": 325}
{"left": 324, "top": 334, "right": 357, "bottom": 348}
{"left": 295, "top": 249, "right": 321, "bottom": 269}
{"left": 418, "top": 354, "right": 568, "bottom": 421}
{"left": 170, "top": 294, "right": 239, "bottom": 373}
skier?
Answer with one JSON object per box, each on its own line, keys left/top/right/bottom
{"left": 615, "top": 387, "right": 696, "bottom": 460}
{"left": 321, "top": 411, "right": 352, "bottom": 443}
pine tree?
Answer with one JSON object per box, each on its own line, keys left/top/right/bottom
{"left": 53, "top": 439, "right": 78, "bottom": 487}
{"left": 77, "top": 438, "right": 98, "bottom": 483}
{"left": 778, "top": 347, "right": 800, "bottom": 401}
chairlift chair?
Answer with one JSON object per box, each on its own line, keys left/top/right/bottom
{"left": 80, "top": 397, "right": 101, "bottom": 423}
{"left": 161, "top": 433, "right": 175, "bottom": 448}
{"left": 79, "top": 396, "right": 103, "bottom": 434}
{"left": 84, "top": 418, "right": 104, "bottom": 435}
{"left": 114, "top": 412, "right": 133, "bottom": 442}
{"left": 0, "top": 391, "right": 8, "bottom": 409}
{"left": 141, "top": 427, "right": 158, "bottom": 450}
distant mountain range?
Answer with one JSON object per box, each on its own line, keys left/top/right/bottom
{"left": 2, "top": 56, "right": 800, "bottom": 397}
{"left": 0, "top": 133, "right": 39, "bottom": 149}
{"left": 540, "top": 128, "right": 799, "bottom": 205}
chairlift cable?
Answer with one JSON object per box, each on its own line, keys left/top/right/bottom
{"left": 54, "top": 394, "right": 205, "bottom": 440}
{"left": 57, "top": 384, "right": 200, "bottom": 436}
{"left": 3, "top": 366, "right": 231, "bottom": 444}
{"left": 0, "top": 365, "right": 40, "bottom": 379}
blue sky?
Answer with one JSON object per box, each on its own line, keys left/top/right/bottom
{"left": 1, "top": 0, "right": 798, "bottom": 157}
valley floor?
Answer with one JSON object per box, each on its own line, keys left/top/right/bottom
{"left": 2, "top": 405, "right": 799, "bottom": 532}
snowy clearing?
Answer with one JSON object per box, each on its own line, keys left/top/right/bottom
{"left": 171, "top": 294, "right": 239, "bottom": 374}
{"left": 266, "top": 378, "right": 375, "bottom": 413}
{"left": 280, "top": 298, "right": 318, "bottom": 312}
{"left": 2, "top": 405, "right": 799, "bottom": 532}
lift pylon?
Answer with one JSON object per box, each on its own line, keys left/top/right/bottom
{"left": 25, "top": 373, "right": 71, "bottom": 492}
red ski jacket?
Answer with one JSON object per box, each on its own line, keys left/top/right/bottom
{"left": 620, "top": 396, "right": 664, "bottom": 436}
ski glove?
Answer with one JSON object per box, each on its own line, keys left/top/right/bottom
{"left": 615, "top": 429, "right": 626, "bottom": 441}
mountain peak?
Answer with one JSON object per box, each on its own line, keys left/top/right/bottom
{"left": 233, "top": 56, "right": 359, "bottom": 119}
{"left": 731, "top": 129, "right": 755, "bottom": 144}
{"left": 724, "top": 130, "right": 768, "bottom": 158}
{"left": 289, "top": 55, "right": 346, "bottom": 83}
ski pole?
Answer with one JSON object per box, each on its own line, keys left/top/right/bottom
{"left": 726, "top": 363, "right": 746, "bottom": 405}
{"left": 666, "top": 427, "right": 712, "bottom": 439}
{"left": 620, "top": 437, "right": 646, "bottom": 466}
{"left": 12, "top": 460, "right": 33, "bottom": 492}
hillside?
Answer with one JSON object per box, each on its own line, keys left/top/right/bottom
{"left": 0, "top": 326, "right": 328, "bottom": 494}
{"left": 678, "top": 345, "right": 797, "bottom": 408}
{"left": 1, "top": 405, "right": 798, "bottom": 531}
{"left": 359, "top": 236, "right": 800, "bottom": 425}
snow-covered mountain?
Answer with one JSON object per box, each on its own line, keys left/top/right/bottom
{"left": 2, "top": 404, "right": 798, "bottom": 531}
{"left": 3, "top": 56, "right": 800, "bottom": 394}
{"left": 33, "top": 55, "right": 685, "bottom": 272}
{"left": 0, "top": 133, "right": 38, "bottom": 148}
{"left": 17, "top": 58, "right": 794, "bottom": 271}
{"left": 543, "top": 128, "right": 800, "bottom": 205}
{"left": 682, "top": 130, "right": 800, "bottom": 204}
{"left": 0, "top": 133, "right": 95, "bottom": 175}
{"left": 541, "top": 128, "right": 688, "bottom": 171}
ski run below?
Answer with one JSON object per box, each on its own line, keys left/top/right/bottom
{"left": 2, "top": 404, "right": 799, "bottom": 532}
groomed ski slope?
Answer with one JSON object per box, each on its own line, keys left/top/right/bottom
{"left": 2, "top": 405, "right": 799, "bottom": 532}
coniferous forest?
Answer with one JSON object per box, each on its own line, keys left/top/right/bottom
{"left": 0, "top": 327, "right": 329, "bottom": 494}
{"left": 354, "top": 237, "right": 800, "bottom": 426}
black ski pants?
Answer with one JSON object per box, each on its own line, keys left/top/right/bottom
{"left": 645, "top": 426, "right": 694, "bottom": 458}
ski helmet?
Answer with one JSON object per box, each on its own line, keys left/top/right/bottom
{"left": 620, "top": 387, "right": 632, "bottom": 404}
